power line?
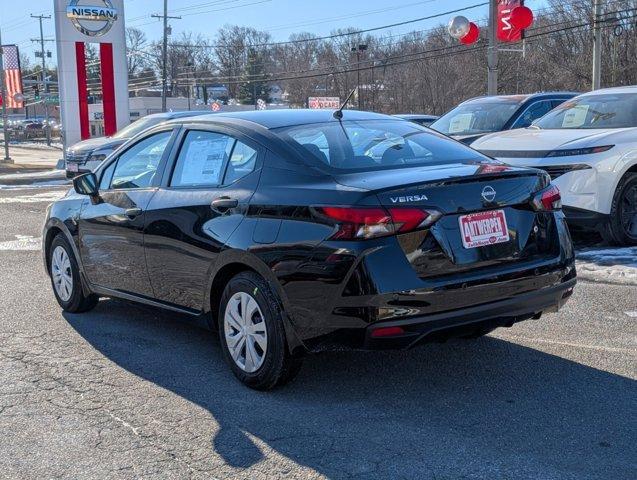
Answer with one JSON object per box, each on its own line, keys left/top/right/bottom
{"left": 170, "top": 2, "right": 490, "bottom": 49}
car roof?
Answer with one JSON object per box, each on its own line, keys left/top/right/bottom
{"left": 394, "top": 114, "right": 438, "bottom": 120}
{"left": 461, "top": 92, "right": 578, "bottom": 105}
{"left": 146, "top": 110, "right": 211, "bottom": 120}
{"left": 579, "top": 85, "right": 637, "bottom": 96}
{"left": 167, "top": 108, "right": 398, "bottom": 130}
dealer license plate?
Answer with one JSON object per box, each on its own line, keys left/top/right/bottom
{"left": 459, "top": 209, "right": 510, "bottom": 249}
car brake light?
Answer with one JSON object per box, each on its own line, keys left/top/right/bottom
{"left": 316, "top": 206, "right": 441, "bottom": 240}
{"left": 532, "top": 184, "right": 562, "bottom": 211}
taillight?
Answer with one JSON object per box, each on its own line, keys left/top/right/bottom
{"left": 316, "top": 206, "right": 441, "bottom": 240}
{"left": 532, "top": 184, "right": 562, "bottom": 211}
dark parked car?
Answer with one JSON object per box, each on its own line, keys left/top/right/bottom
{"left": 65, "top": 110, "right": 211, "bottom": 178}
{"left": 430, "top": 92, "right": 578, "bottom": 145}
{"left": 44, "top": 109, "right": 576, "bottom": 389}
{"left": 394, "top": 114, "right": 439, "bottom": 127}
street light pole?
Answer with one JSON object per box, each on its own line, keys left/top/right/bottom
{"left": 351, "top": 44, "right": 367, "bottom": 109}
{"left": 487, "top": 0, "right": 498, "bottom": 95}
{"left": 152, "top": 1, "right": 180, "bottom": 113}
{"left": 31, "top": 14, "right": 52, "bottom": 146}
{"left": 592, "top": 0, "right": 602, "bottom": 90}
{"left": 0, "top": 29, "right": 11, "bottom": 162}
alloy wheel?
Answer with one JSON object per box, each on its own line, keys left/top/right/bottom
{"left": 51, "top": 245, "right": 73, "bottom": 302}
{"left": 223, "top": 291, "right": 268, "bottom": 373}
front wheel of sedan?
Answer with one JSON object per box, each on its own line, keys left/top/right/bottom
{"left": 49, "top": 234, "right": 99, "bottom": 313}
{"left": 219, "top": 271, "right": 302, "bottom": 390}
{"left": 602, "top": 173, "right": 637, "bottom": 246}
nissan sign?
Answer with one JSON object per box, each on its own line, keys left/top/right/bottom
{"left": 66, "top": 0, "right": 118, "bottom": 37}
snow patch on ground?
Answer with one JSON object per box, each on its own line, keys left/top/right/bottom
{"left": 576, "top": 247, "right": 637, "bottom": 286}
{"left": 0, "top": 235, "right": 41, "bottom": 251}
{"left": 0, "top": 190, "right": 66, "bottom": 203}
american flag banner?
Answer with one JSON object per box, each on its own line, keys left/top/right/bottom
{"left": 0, "top": 45, "right": 23, "bottom": 109}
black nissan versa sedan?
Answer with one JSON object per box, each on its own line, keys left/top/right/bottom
{"left": 43, "top": 109, "right": 576, "bottom": 389}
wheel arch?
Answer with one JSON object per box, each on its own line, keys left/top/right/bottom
{"left": 205, "top": 250, "right": 306, "bottom": 355}
{"left": 43, "top": 219, "right": 81, "bottom": 274}
{"left": 43, "top": 219, "right": 93, "bottom": 296}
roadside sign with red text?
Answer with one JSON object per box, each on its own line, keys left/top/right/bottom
{"left": 308, "top": 97, "right": 340, "bottom": 109}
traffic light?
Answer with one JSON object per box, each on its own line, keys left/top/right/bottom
{"left": 32, "top": 84, "right": 40, "bottom": 100}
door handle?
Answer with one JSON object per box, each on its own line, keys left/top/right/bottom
{"left": 124, "top": 207, "right": 143, "bottom": 219}
{"left": 211, "top": 197, "right": 238, "bottom": 212}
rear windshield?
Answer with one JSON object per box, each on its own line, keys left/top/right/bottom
{"left": 430, "top": 99, "right": 523, "bottom": 136}
{"left": 273, "top": 120, "right": 487, "bottom": 172}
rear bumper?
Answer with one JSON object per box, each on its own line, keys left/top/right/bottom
{"left": 364, "top": 277, "right": 576, "bottom": 349}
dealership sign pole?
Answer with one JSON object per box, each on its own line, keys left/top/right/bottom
{"left": 54, "top": 0, "right": 129, "bottom": 149}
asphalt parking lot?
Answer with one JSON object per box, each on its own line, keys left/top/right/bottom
{"left": 0, "top": 184, "right": 635, "bottom": 479}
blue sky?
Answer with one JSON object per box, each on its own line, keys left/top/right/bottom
{"left": 2, "top": 0, "right": 547, "bottom": 67}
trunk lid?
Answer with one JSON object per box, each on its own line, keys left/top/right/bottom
{"left": 336, "top": 163, "right": 558, "bottom": 277}
{"left": 334, "top": 163, "right": 547, "bottom": 214}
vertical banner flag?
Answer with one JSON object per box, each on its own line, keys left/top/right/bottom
{"left": 1, "top": 45, "right": 24, "bottom": 108}
{"left": 497, "top": 0, "right": 524, "bottom": 42}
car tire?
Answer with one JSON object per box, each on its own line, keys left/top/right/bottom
{"left": 601, "top": 172, "right": 637, "bottom": 246}
{"left": 49, "top": 234, "right": 99, "bottom": 313}
{"left": 218, "top": 271, "right": 303, "bottom": 390}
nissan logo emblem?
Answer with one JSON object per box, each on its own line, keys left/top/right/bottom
{"left": 66, "top": 0, "right": 118, "bottom": 37}
{"left": 481, "top": 185, "right": 496, "bottom": 202}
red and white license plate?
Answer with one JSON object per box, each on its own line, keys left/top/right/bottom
{"left": 459, "top": 209, "right": 510, "bottom": 249}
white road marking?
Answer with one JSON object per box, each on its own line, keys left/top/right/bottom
{"left": 0, "top": 235, "right": 41, "bottom": 251}
{"left": 625, "top": 311, "right": 637, "bottom": 318}
{"left": 497, "top": 334, "right": 636, "bottom": 355}
{"left": 0, "top": 191, "right": 66, "bottom": 203}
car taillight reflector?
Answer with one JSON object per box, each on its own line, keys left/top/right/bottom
{"left": 532, "top": 184, "right": 562, "bottom": 211}
{"left": 370, "top": 326, "right": 405, "bottom": 338}
{"left": 316, "top": 206, "right": 441, "bottom": 240}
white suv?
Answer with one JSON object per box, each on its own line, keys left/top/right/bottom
{"left": 472, "top": 86, "right": 637, "bottom": 245}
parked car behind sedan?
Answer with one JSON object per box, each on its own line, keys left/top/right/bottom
{"left": 472, "top": 86, "right": 637, "bottom": 246}
{"left": 44, "top": 109, "right": 576, "bottom": 389}
{"left": 64, "top": 110, "right": 211, "bottom": 178}
{"left": 430, "top": 92, "right": 577, "bottom": 145}
{"left": 394, "top": 114, "right": 439, "bottom": 127}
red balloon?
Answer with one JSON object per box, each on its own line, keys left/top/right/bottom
{"left": 460, "top": 22, "right": 480, "bottom": 45}
{"left": 510, "top": 6, "right": 534, "bottom": 30}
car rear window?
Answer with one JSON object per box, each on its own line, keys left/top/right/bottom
{"left": 273, "top": 120, "right": 487, "bottom": 172}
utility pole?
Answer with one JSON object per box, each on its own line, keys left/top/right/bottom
{"left": 0, "top": 30, "right": 11, "bottom": 162}
{"left": 592, "top": 0, "right": 602, "bottom": 90}
{"left": 31, "top": 14, "right": 52, "bottom": 146}
{"left": 487, "top": 0, "right": 498, "bottom": 95}
{"left": 152, "top": 1, "right": 180, "bottom": 112}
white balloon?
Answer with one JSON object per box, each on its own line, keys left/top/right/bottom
{"left": 448, "top": 15, "right": 470, "bottom": 39}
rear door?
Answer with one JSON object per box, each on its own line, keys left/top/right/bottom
{"left": 143, "top": 127, "right": 262, "bottom": 311}
{"left": 78, "top": 128, "right": 177, "bottom": 296}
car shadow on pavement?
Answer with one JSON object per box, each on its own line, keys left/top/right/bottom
{"left": 64, "top": 298, "right": 636, "bottom": 479}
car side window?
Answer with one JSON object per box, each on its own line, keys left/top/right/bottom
{"left": 110, "top": 131, "right": 172, "bottom": 189}
{"left": 223, "top": 141, "right": 257, "bottom": 185}
{"left": 171, "top": 130, "right": 235, "bottom": 188}
{"left": 513, "top": 100, "right": 554, "bottom": 128}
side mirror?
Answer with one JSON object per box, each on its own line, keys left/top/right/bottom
{"left": 73, "top": 172, "right": 99, "bottom": 198}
